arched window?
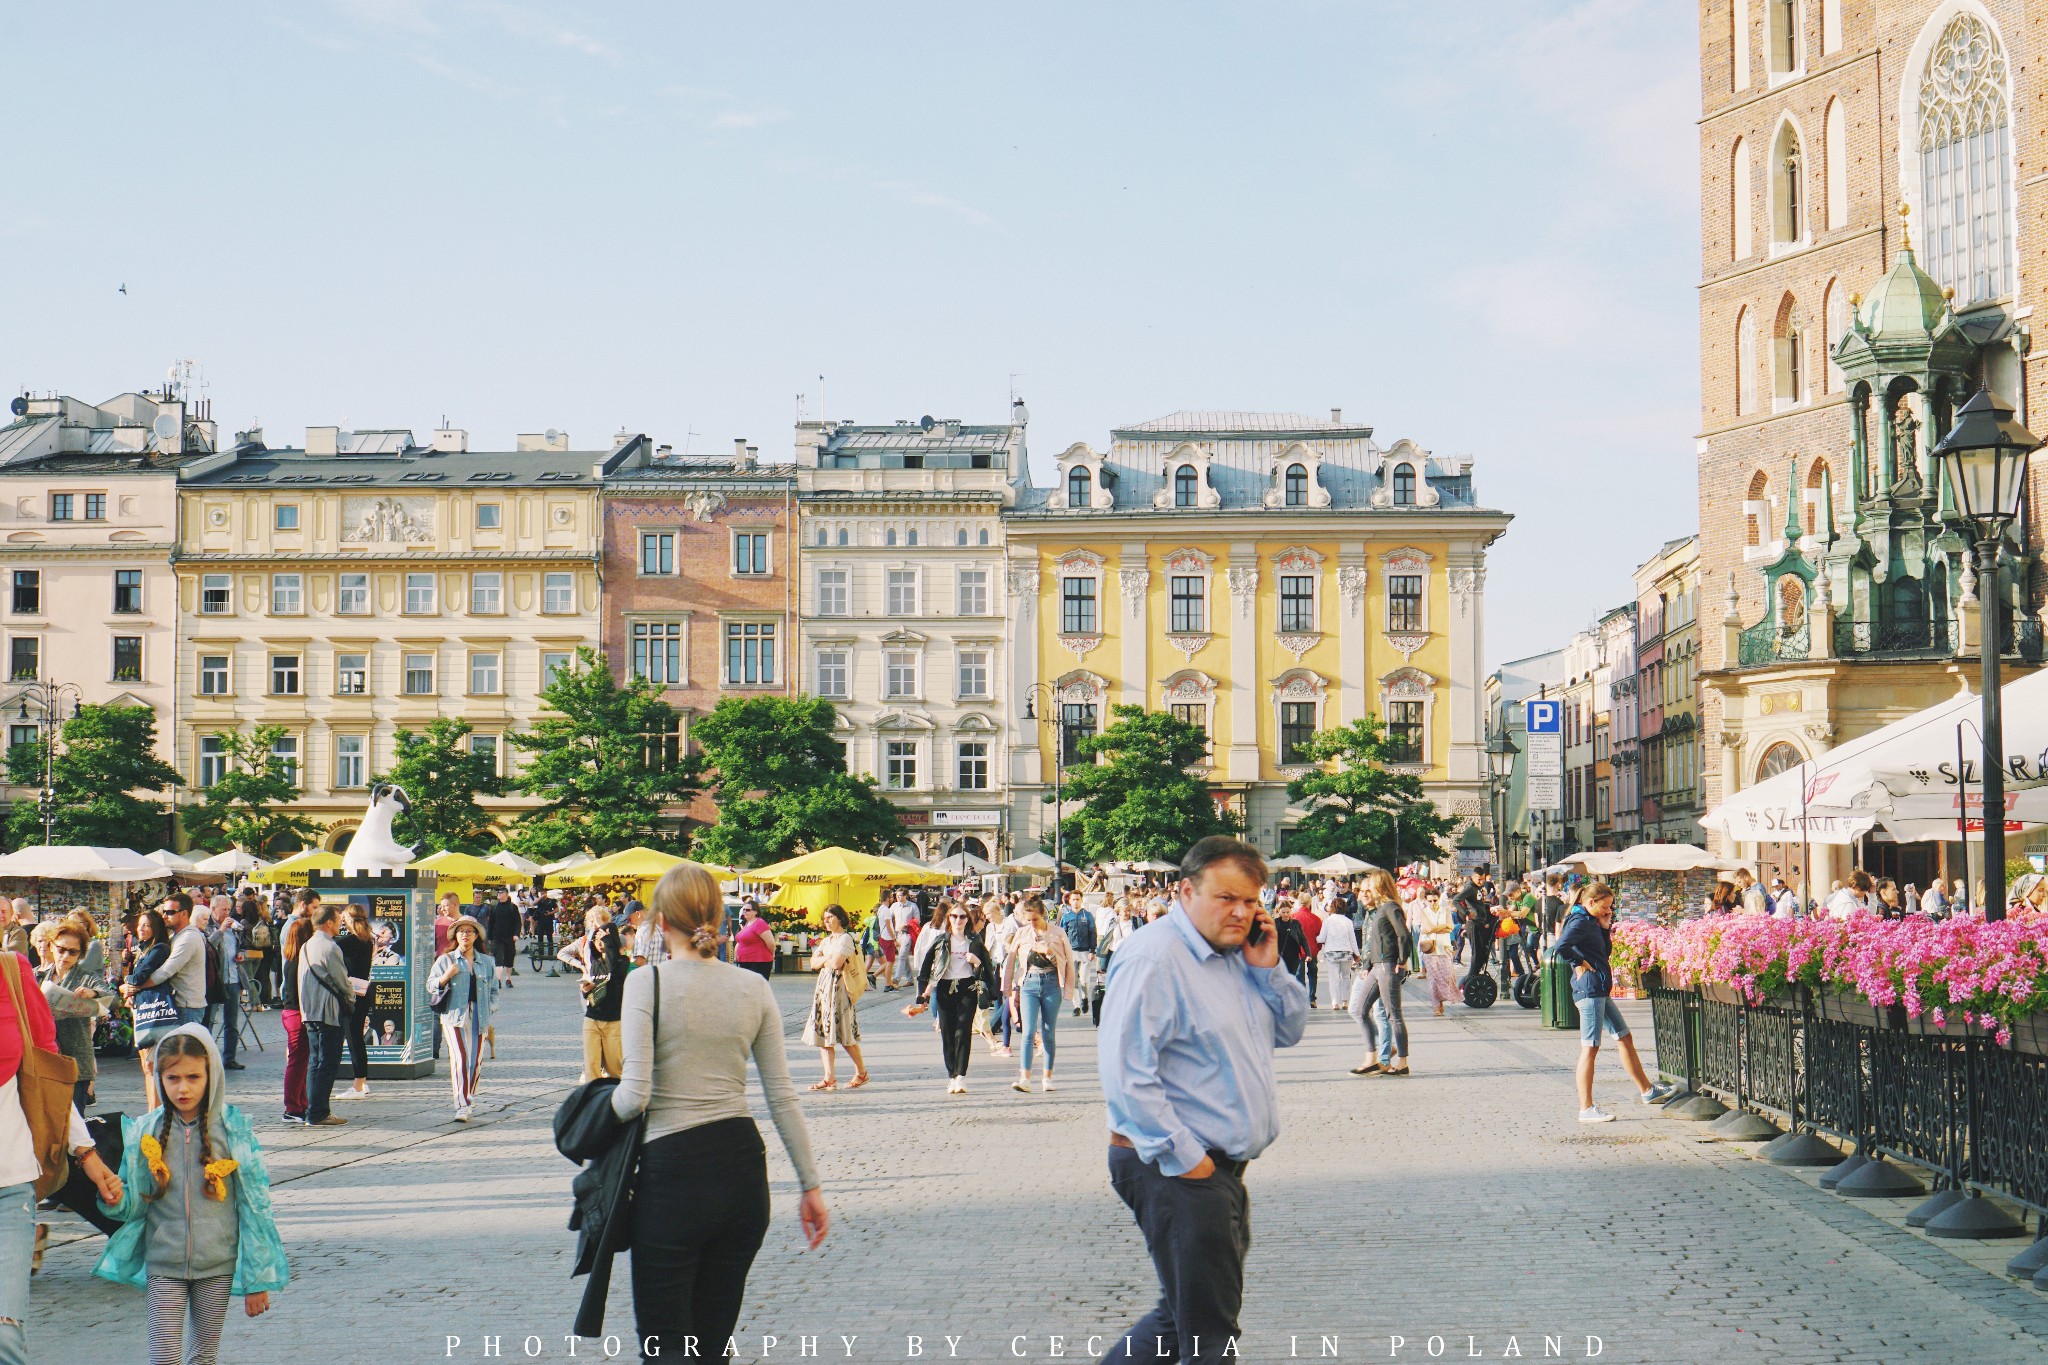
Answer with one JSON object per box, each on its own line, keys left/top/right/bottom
{"left": 1746, "top": 469, "right": 1770, "bottom": 547}
{"left": 886, "top": 528, "right": 897, "bottom": 547}
{"left": 1919, "top": 13, "right": 2013, "bottom": 304}
{"left": 956, "top": 527, "right": 967, "bottom": 545}
{"left": 906, "top": 528, "right": 918, "bottom": 546}
{"left": 815, "top": 527, "right": 827, "bottom": 546}
{"left": 1775, "top": 297, "right": 1805, "bottom": 407}
{"left": 1805, "top": 459, "right": 1833, "bottom": 535}
{"left": 1174, "top": 464, "right": 1199, "bottom": 508}
{"left": 836, "top": 528, "right": 848, "bottom": 546}
{"left": 1772, "top": 122, "right": 1803, "bottom": 243}
{"left": 1769, "top": 0, "right": 1798, "bottom": 75}
{"left": 1824, "top": 98, "right": 1847, "bottom": 229}
{"left": 1067, "top": 465, "right": 1092, "bottom": 507}
{"left": 1732, "top": 138, "right": 1753, "bottom": 260}
{"left": 1778, "top": 575, "right": 1806, "bottom": 631}
{"left": 1392, "top": 463, "right": 1416, "bottom": 506}
{"left": 1736, "top": 307, "right": 1758, "bottom": 415}
{"left": 1284, "top": 463, "right": 1308, "bottom": 506}
{"left": 1756, "top": 740, "right": 1804, "bottom": 783}
{"left": 978, "top": 528, "right": 989, "bottom": 545}
{"left": 1822, "top": 278, "right": 1845, "bottom": 392}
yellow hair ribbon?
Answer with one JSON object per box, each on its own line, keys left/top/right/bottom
{"left": 202, "top": 1158, "right": 240, "bottom": 1201}
{"left": 139, "top": 1135, "right": 170, "bottom": 1195}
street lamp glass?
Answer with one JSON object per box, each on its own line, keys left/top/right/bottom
{"left": 1933, "top": 386, "right": 2040, "bottom": 535}
{"left": 1485, "top": 731, "right": 1520, "bottom": 781}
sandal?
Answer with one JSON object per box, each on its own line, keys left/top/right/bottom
{"left": 808, "top": 1080, "right": 837, "bottom": 1091}
{"left": 1382, "top": 1066, "right": 1413, "bottom": 1077}
{"left": 1350, "top": 1062, "right": 1383, "bottom": 1076}
{"left": 847, "top": 1072, "right": 871, "bottom": 1089}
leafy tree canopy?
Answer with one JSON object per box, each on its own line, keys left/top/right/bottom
{"left": 4, "top": 704, "right": 183, "bottom": 851}
{"left": 505, "top": 647, "right": 697, "bottom": 856}
{"left": 182, "top": 724, "right": 321, "bottom": 857}
{"left": 1056, "top": 705, "right": 1237, "bottom": 864}
{"left": 1282, "top": 716, "right": 1455, "bottom": 867}
{"left": 374, "top": 718, "right": 507, "bottom": 856}
{"left": 690, "top": 695, "right": 902, "bottom": 866}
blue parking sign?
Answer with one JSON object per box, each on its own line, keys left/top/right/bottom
{"left": 1525, "top": 699, "right": 1561, "bottom": 735}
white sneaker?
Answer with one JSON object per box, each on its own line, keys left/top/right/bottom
{"left": 1578, "top": 1106, "right": 1616, "bottom": 1124}
{"left": 954, "top": 1078, "right": 967, "bottom": 1094}
{"left": 1041, "top": 1074, "right": 1056, "bottom": 1093}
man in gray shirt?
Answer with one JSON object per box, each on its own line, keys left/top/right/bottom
{"left": 298, "top": 904, "right": 355, "bottom": 1125}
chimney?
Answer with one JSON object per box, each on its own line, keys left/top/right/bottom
{"left": 744, "top": 444, "right": 759, "bottom": 468}
{"left": 306, "top": 425, "right": 339, "bottom": 455}
{"left": 656, "top": 444, "right": 674, "bottom": 460}
{"left": 1330, "top": 408, "right": 1342, "bottom": 423}
{"left": 432, "top": 427, "right": 468, "bottom": 453}
{"left": 734, "top": 438, "right": 748, "bottom": 461}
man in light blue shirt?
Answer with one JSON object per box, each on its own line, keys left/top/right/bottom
{"left": 1099, "top": 835, "right": 1307, "bottom": 1364}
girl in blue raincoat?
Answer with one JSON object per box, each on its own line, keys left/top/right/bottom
{"left": 95, "top": 1023, "right": 288, "bottom": 1365}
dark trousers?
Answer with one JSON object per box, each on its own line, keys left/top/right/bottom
{"left": 346, "top": 1005, "right": 369, "bottom": 1081}
{"left": 631, "top": 1118, "right": 771, "bottom": 1363}
{"left": 738, "top": 960, "right": 772, "bottom": 981}
{"left": 1106, "top": 1146, "right": 1250, "bottom": 1365}
{"left": 935, "top": 979, "right": 977, "bottom": 1078}
{"left": 217, "top": 991, "right": 239, "bottom": 1066}
{"left": 305, "top": 1020, "right": 344, "bottom": 1121}
{"left": 1304, "top": 953, "right": 1318, "bottom": 1002}
{"left": 1462, "top": 932, "right": 1492, "bottom": 986}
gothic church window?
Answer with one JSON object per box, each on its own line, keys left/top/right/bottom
{"left": 1736, "top": 307, "right": 1757, "bottom": 415}
{"left": 1774, "top": 298, "right": 1805, "bottom": 408}
{"left": 1772, "top": 122, "right": 1803, "bottom": 243}
{"left": 1731, "top": 139, "right": 1753, "bottom": 260}
{"left": 1768, "top": 0, "right": 1798, "bottom": 75}
{"left": 1824, "top": 98, "right": 1847, "bottom": 229}
{"left": 1918, "top": 12, "right": 2013, "bottom": 305}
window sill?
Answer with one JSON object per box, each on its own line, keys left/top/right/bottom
{"left": 723, "top": 681, "right": 781, "bottom": 690}
{"left": 463, "top": 692, "right": 507, "bottom": 701}
{"left": 401, "top": 691, "right": 439, "bottom": 699}
{"left": 267, "top": 693, "right": 304, "bottom": 700}
{"left": 196, "top": 693, "right": 235, "bottom": 701}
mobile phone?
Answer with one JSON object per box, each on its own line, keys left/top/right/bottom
{"left": 1246, "top": 915, "right": 1268, "bottom": 947}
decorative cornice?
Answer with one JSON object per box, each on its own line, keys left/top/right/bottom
{"left": 1060, "top": 633, "right": 1102, "bottom": 660}
{"left": 1384, "top": 632, "right": 1429, "bottom": 661}
{"left": 1164, "top": 632, "right": 1212, "bottom": 663}
{"left": 1275, "top": 632, "right": 1320, "bottom": 662}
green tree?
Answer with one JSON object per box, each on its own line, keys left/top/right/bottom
{"left": 373, "top": 718, "right": 507, "bottom": 855}
{"left": 505, "top": 647, "right": 697, "bottom": 855}
{"left": 1055, "top": 705, "right": 1237, "bottom": 864}
{"left": 690, "top": 694, "right": 902, "bottom": 866}
{"left": 1282, "top": 716, "right": 1456, "bottom": 866}
{"left": 4, "top": 704, "right": 183, "bottom": 850}
{"left": 183, "top": 724, "right": 321, "bottom": 856}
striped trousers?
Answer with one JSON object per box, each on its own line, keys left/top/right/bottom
{"left": 147, "top": 1275, "right": 231, "bottom": 1365}
{"left": 442, "top": 1008, "right": 483, "bottom": 1114}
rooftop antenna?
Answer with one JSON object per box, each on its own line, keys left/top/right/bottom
{"left": 796, "top": 391, "right": 807, "bottom": 424}
{"left": 1009, "top": 373, "right": 1029, "bottom": 404}
{"left": 682, "top": 426, "right": 699, "bottom": 456}
{"left": 818, "top": 374, "right": 827, "bottom": 424}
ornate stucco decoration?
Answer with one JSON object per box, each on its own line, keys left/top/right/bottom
{"left": 1384, "top": 634, "right": 1429, "bottom": 661}
{"left": 1007, "top": 567, "right": 1040, "bottom": 620}
{"left": 1337, "top": 565, "right": 1369, "bottom": 617}
{"left": 1054, "top": 670, "right": 1108, "bottom": 706}
{"left": 1227, "top": 566, "right": 1258, "bottom": 620}
{"left": 1262, "top": 443, "right": 1333, "bottom": 509}
{"left": 1275, "top": 634, "right": 1319, "bottom": 662}
{"left": 1448, "top": 567, "right": 1484, "bottom": 618}
{"left": 1057, "top": 549, "right": 1106, "bottom": 575}
{"left": 1164, "top": 633, "right": 1212, "bottom": 663}
{"left": 1274, "top": 546, "right": 1324, "bottom": 577}
{"left": 1161, "top": 670, "right": 1219, "bottom": 704}
{"left": 1378, "top": 665, "right": 1433, "bottom": 701}
{"left": 1150, "top": 443, "right": 1223, "bottom": 511}
{"left": 1118, "top": 567, "right": 1151, "bottom": 615}
{"left": 1368, "top": 438, "right": 1442, "bottom": 509}
{"left": 1803, "top": 722, "right": 1837, "bottom": 744}
{"left": 341, "top": 496, "right": 435, "bottom": 544}
{"left": 1162, "top": 548, "right": 1212, "bottom": 576}
{"left": 1062, "top": 634, "right": 1103, "bottom": 661}
{"left": 683, "top": 490, "right": 728, "bottom": 522}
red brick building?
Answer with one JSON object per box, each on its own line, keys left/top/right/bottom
{"left": 601, "top": 442, "right": 796, "bottom": 829}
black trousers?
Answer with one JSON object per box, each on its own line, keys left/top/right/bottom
{"left": 632, "top": 1117, "right": 772, "bottom": 1363}
{"left": 346, "top": 1003, "right": 369, "bottom": 1080}
{"left": 1105, "top": 1145, "right": 1250, "bottom": 1365}
{"left": 1462, "top": 932, "right": 1493, "bottom": 986}
{"left": 738, "top": 960, "right": 773, "bottom": 981}
{"left": 934, "top": 979, "right": 977, "bottom": 1077}
{"left": 305, "top": 1020, "right": 343, "bottom": 1121}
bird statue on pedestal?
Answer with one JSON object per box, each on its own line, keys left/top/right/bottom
{"left": 344, "top": 783, "right": 415, "bottom": 875}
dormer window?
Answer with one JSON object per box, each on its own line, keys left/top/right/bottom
{"left": 1174, "top": 465, "right": 1199, "bottom": 508}
{"left": 1393, "top": 463, "right": 1416, "bottom": 505}
{"left": 1284, "top": 464, "right": 1308, "bottom": 507}
{"left": 1068, "top": 466, "right": 1092, "bottom": 507}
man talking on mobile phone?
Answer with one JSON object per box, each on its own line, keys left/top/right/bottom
{"left": 1098, "top": 835, "right": 1309, "bottom": 1364}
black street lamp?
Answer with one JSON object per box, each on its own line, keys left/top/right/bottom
{"left": 15, "top": 679, "right": 83, "bottom": 846}
{"left": 1932, "top": 384, "right": 2042, "bottom": 922}
{"left": 1485, "top": 727, "right": 1519, "bottom": 877}
{"left": 1022, "top": 684, "right": 1067, "bottom": 891}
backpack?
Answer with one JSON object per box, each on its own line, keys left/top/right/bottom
{"left": 202, "top": 932, "right": 225, "bottom": 1004}
{"left": 248, "top": 918, "right": 273, "bottom": 951}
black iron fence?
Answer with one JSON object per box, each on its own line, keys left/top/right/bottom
{"left": 1647, "top": 983, "right": 2048, "bottom": 1218}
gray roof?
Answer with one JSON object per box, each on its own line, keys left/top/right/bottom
{"left": 1115, "top": 410, "right": 1369, "bottom": 435}
{"left": 182, "top": 443, "right": 616, "bottom": 489}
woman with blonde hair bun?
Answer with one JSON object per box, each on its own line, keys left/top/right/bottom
{"left": 610, "top": 862, "right": 828, "bottom": 1360}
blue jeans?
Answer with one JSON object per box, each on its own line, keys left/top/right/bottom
{"left": 306, "top": 1020, "right": 344, "bottom": 1120}
{"left": 1578, "top": 996, "right": 1630, "bottom": 1047}
{"left": 175, "top": 1005, "right": 206, "bottom": 1027}
{"left": 0, "top": 1180, "right": 32, "bottom": 1365}
{"left": 1018, "top": 972, "right": 1061, "bottom": 1074}
{"left": 217, "top": 990, "right": 239, "bottom": 1065}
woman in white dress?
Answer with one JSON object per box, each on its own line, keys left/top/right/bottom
{"left": 801, "top": 906, "right": 868, "bottom": 1090}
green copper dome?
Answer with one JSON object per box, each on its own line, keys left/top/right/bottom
{"left": 1855, "top": 248, "right": 1951, "bottom": 339}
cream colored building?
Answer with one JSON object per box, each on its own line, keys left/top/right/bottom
{"left": 0, "top": 389, "right": 225, "bottom": 806}
{"left": 175, "top": 424, "right": 640, "bottom": 849}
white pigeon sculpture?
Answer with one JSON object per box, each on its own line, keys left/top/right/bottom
{"left": 344, "top": 783, "right": 416, "bottom": 875}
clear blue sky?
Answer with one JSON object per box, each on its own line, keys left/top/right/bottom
{"left": 1, "top": 0, "right": 1700, "bottom": 669}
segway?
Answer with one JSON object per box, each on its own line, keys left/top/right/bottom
{"left": 1462, "top": 972, "right": 1498, "bottom": 1009}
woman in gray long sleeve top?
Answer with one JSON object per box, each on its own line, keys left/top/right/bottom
{"left": 610, "top": 864, "right": 828, "bottom": 1362}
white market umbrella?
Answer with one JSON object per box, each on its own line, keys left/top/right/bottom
{"left": 0, "top": 845, "right": 168, "bottom": 883}
{"left": 1125, "top": 859, "right": 1181, "bottom": 873}
{"left": 1615, "top": 843, "right": 1743, "bottom": 874}
{"left": 485, "top": 849, "right": 543, "bottom": 875}
{"left": 1701, "top": 667, "right": 2048, "bottom": 845}
{"left": 1267, "top": 853, "right": 1314, "bottom": 872}
{"left": 929, "top": 851, "right": 996, "bottom": 876}
{"left": 1003, "top": 851, "right": 1064, "bottom": 874}
{"left": 1557, "top": 850, "right": 1628, "bottom": 876}
{"left": 1307, "top": 852, "right": 1380, "bottom": 875}
{"left": 144, "top": 848, "right": 198, "bottom": 871}
{"left": 539, "top": 850, "right": 595, "bottom": 876}
{"left": 189, "top": 848, "right": 270, "bottom": 876}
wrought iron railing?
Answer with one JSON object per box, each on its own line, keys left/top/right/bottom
{"left": 1833, "top": 616, "right": 1952, "bottom": 658}
{"left": 2000, "top": 616, "right": 2046, "bottom": 663}
{"left": 1737, "top": 618, "right": 1810, "bottom": 666}
{"left": 1647, "top": 984, "right": 2048, "bottom": 1218}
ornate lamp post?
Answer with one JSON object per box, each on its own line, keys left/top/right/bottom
{"left": 1485, "top": 728, "right": 1520, "bottom": 877}
{"left": 1022, "top": 684, "right": 1067, "bottom": 890}
{"left": 16, "top": 680, "right": 83, "bottom": 846}
{"left": 1932, "top": 385, "right": 2041, "bottom": 922}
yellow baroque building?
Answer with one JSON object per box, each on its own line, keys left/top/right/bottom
{"left": 1004, "top": 411, "right": 1511, "bottom": 856}
{"left": 173, "top": 424, "right": 636, "bottom": 849}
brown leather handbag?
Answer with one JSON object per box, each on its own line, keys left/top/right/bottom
{"left": 1, "top": 952, "right": 78, "bottom": 1197}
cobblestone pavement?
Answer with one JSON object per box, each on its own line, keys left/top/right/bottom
{"left": 30, "top": 964, "right": 2048, "bottom": 1364}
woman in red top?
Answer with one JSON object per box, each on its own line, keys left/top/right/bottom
{"left": 732, "top": 904, "right": 777, "bottom": 981}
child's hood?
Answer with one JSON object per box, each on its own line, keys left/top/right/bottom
{"left": 157, "top": 1021, "right": 228, "bottom": 1131}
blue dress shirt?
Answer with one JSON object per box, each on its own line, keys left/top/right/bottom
{"left": 1098, "top": 906, "right": 1309, "bottom": 1175}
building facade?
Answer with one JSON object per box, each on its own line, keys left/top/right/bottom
{"left": 1696, "top": 0, "right": 2047, "bottom": 882}
{"left": 174, "top": 424, "right": 626, "bottom": 849}
{"left": 1006, "top": 410, "right": 1511, "bottom": 857}
{"left": 792, "top": 411, "right": 1020, "bottom": 862}
{"left": 1602, "top": 603, "right": 1642, "bottom": 847}
{"left": 600, "top": 440, "right": 794, "bottom": 830}
{"left": 1484, "top": 648, "right": 1568, "bottom": 873}
{"left": 0, "top": 389, "right": 223, "bottom": 805}
{"left": 1636, "top": 535, "right": 1706, "bottom": 845}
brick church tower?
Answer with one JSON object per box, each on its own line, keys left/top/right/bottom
{"left": 1696, "top": 1, "right": 2046, "bottom": 888}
